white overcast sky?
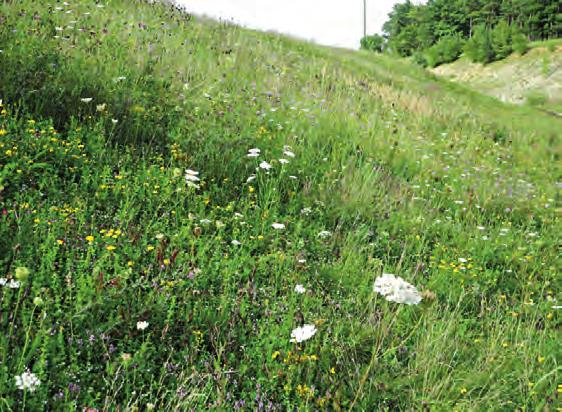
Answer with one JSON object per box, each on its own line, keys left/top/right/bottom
{"left": 174, "top": 0, "right": 418, "bottom": 49}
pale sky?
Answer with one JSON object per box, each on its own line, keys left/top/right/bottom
{"left": 174, "top": 0, "right": 411, "bottom": 49}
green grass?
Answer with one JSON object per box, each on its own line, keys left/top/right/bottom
{"left": 0, "top": 0, "right": 560, "bottom": 410}
{"left": 529, "top": 38, "right": 562, "bottom": 49}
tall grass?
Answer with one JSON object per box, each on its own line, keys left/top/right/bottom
{"left": 0, "top": 0, "right": 559, "bottom": 410}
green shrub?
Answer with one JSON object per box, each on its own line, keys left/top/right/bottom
{"left": 491, "top": 20, "right": 512, "bottom": 59}
{"left": 360, "top": 34, "right": 385, "bottom": 53}
{"left": 424, "top": 35, "right": 464, "bottom": 68}
{"left": 464, "top": 24, "right": 495, "bottom": 63}
{"left": 412, "top": 51, "right": 428, "bottom": 67}
{"left": 512, "top": 31, "right": 529, "bottom": 55}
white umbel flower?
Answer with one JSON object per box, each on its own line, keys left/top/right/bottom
{"left": 317, "top": 230, "right": 332, "bottom": 239}
{"left": 290, "top": 324, "right": 317, "bottom": 343}
{"left": 247, "top": 148, "right": 261, "bottom": 158}
{"left": 373, "top": 273, "right": 421, "bottom": 305}
{"left": 7, "top": 280, "right": 20, "bottom": 289}
{"left": 283, "top": 150, "right": 295, "bottom": 158}
{"left": 136, "top": 321, "right": 149, "bottom": 331}
{"left": 259, "top": 161, "right": 272, "bottom": 170}
{"left": 15, "top": 371, "right": 41, "bottom": 392}
{"left": 185, "top": 169, "right": 199, "bottom": 181}
{"left": 294, "top": 284, "right": 306, "bottom": 294}
{"left": 271, "top": 223, "right": 285, "bottom": 230}
{"left": 185, "top": 169, "right": 200, "bottom": 188}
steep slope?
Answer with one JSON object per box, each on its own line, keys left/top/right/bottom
{"left": 432, "top": 42, "right": 562, "bottom": 114}
{"left": 0, "top": 1, "right": 559, "bottom": 410}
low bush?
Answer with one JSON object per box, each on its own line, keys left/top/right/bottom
{"left": 424, "top": 35, "right": 464, "bottom": 68}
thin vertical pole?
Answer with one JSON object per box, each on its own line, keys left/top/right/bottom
{"left": 363, "top": 0, "right": 367, "bottom": 37}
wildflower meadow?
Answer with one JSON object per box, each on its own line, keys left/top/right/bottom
{"left": 0, "top": 0, "right": 559, "bottom": 410}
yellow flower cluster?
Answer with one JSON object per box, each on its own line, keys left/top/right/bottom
{"left": 282, "top": 351, "right": 319, "bottom": 365}
{"left": 100, "top": 228, "right": 123, "bottom": 239}
{"left": 296, "top": 384, "right": 314, "bottom": 398}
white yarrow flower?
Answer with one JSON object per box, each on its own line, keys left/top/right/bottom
{"left": 185, "top": 169, "right": 200, "bottom": 181}
{"left": 7, "top": 280, "right": 20, "bottom": 289}
{"left": 136, "top": 321, "right": 149, "bottom": 331}
{"left": 373, "top": 273, "right": 421, "bottom": 305}
{"left": 231, "top": 240, "right": 241, "bottom": 246}
{"left": 317, "top": 230, "right": 332, "bottom": 239}
{"left": 80, "top": 98, "right": 93, "bottom": 103}
{"left": 247, "top": 148, "right": 261, "bottom": 158}
{"left": 15, "top": 371, "right": 41, "bottom": 392}
{"left": 278, "top": 158, "right": 290, "bottom": 164}
{"left": 185, "top": 169, "right": 200, "bottom": 188}
{"left": 283, "top": 150, "right": 295, "bottom": 158}
{"left": 259, "top": 161, "right": 272, "bottom": 170}
{"left": 290, "top": 324, "right": 317, "bottom": 343}
{"left": 294, "top": 284, "right": 306, "bottom": 294}
{"left": 272, "top": 223, "right": 285, "bottom": 230}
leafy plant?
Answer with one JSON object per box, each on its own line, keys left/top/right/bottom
{"left": 361, "top": 34, "right": 385, "bottom": 53}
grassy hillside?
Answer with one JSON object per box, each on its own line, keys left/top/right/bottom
{"left": 432, "top": 41, "right": 562, "bottom": 115}
{"left": 0, "top": 0, "right": 559, "bottom": 410}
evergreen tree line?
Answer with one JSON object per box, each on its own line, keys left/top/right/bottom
{"left": 361, "top": 0, "right": 561, "bottom": 67}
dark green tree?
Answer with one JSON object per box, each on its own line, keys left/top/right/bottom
{"left": 511, "top": 27, "right": 529, "bottom": 54}
{"left": 464, "top": 24, "right": 495, "bottom": 63}
{"left": 491, "top": 19, "right": 513, "bottom": 59}
{"left": 379, "top": 0, "right": 560, "bottom": 64}
{"left": 425, "top": 35, "right": 464, "bottom": 67}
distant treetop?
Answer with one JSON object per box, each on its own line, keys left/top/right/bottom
{"left": 362, "top": 0, "right": 561, "bottom": 66}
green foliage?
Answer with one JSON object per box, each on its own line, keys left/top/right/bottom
{"left": 424, "top": 35, "right": 464, "bottom": 67}
{"left": 525, "top": 91, "right": 548, "bottom": 107}
{"left": 389, "top": 26, "right": 420, "bottom": 57}
{"left": 512, "top": 30, "right": 530, "bottom": 55}
{"left": 0, "top": 0, "right": 559, "bottom": 410}
{"left": 412, "top": 51, "right": 428, "bottom": 67}
{"left": 464, "top": 25, "right": 495, "bottom": 63}
{"left": 360, "top": 34, "right": 385, "bottom": 53}
{"left": 491, "top": 20, "right": 513, "bottom": 59}
{"left": 381, "top": 0, "right": 560, "bottom": 62}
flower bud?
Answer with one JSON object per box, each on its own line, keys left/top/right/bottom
{"left": 15, "top": 267, "right": 31, "bottom": 281}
